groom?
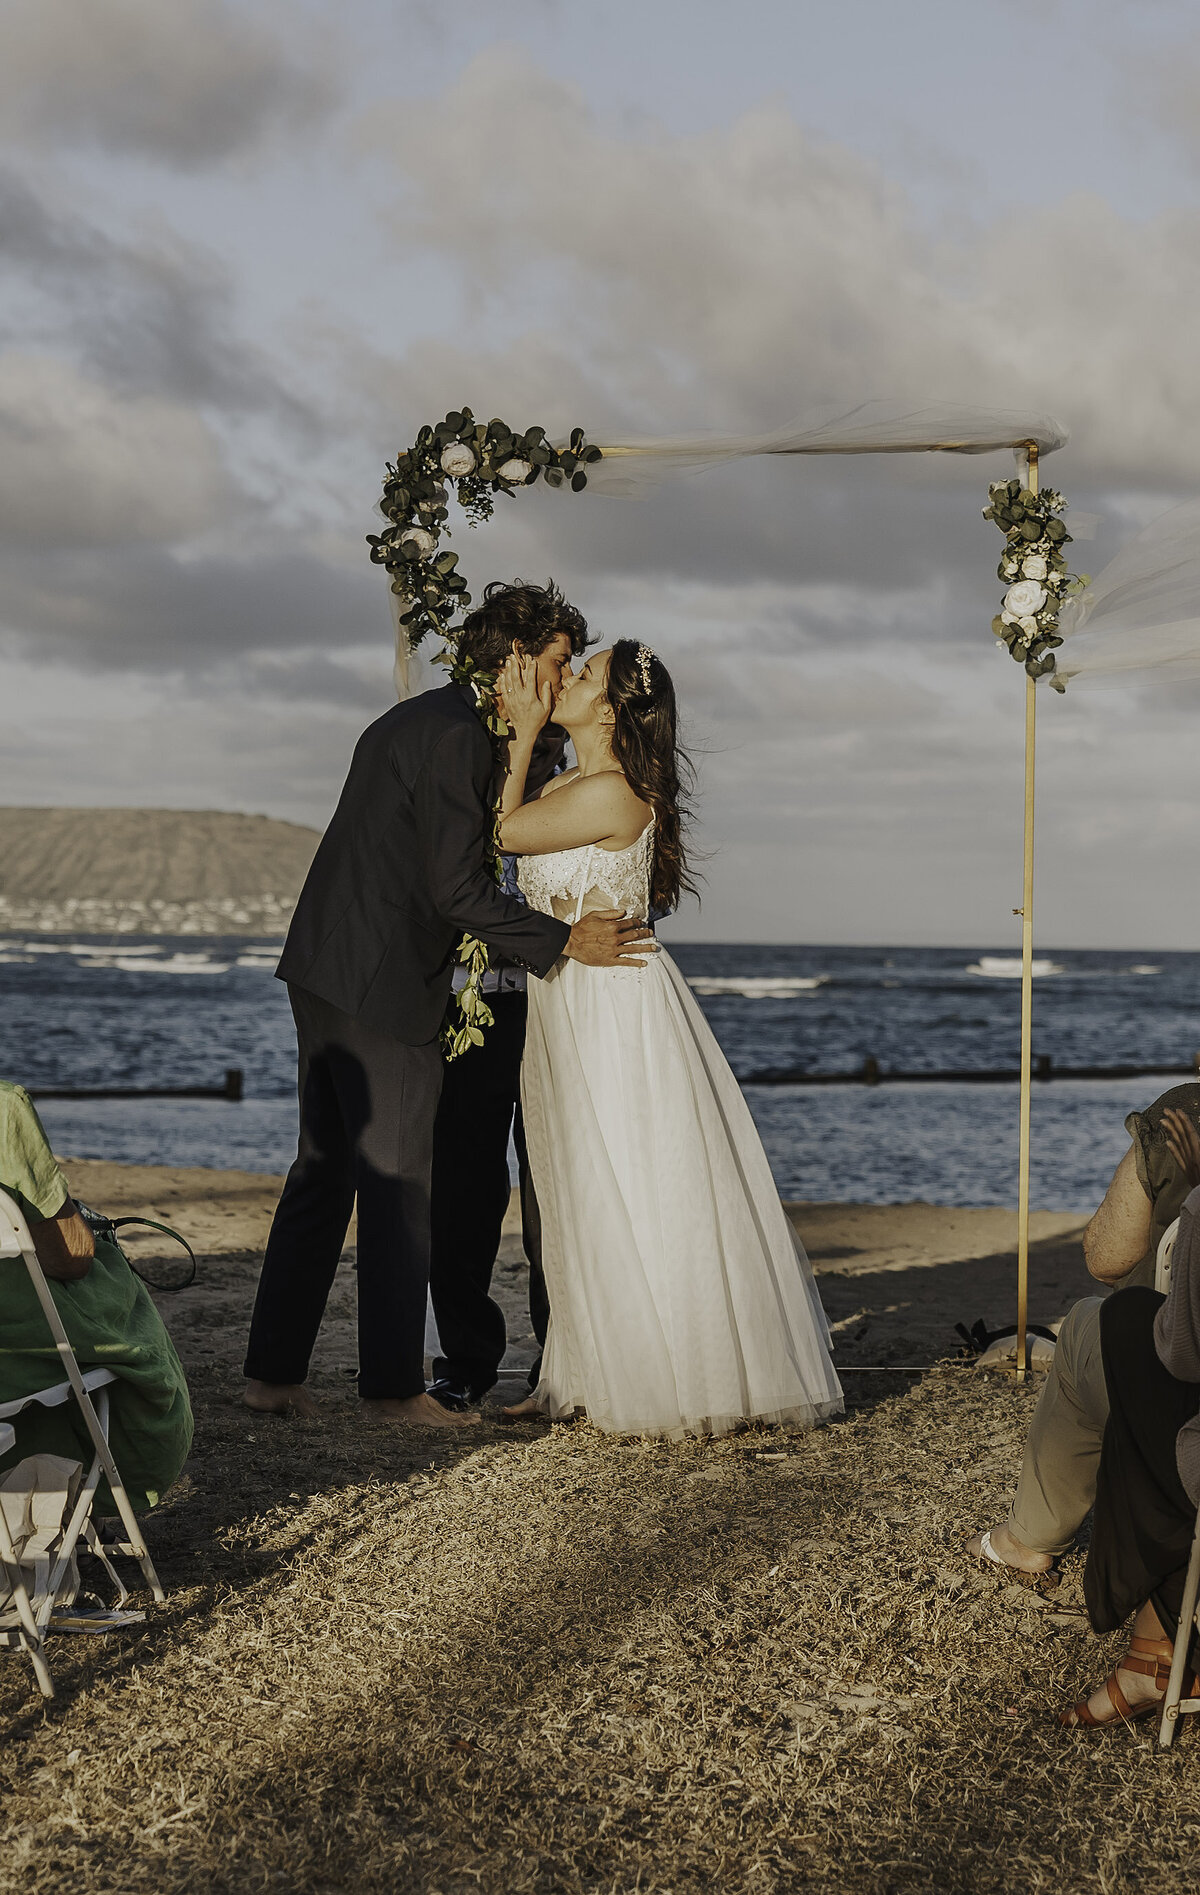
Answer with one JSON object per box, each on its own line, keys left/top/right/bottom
{"left": 243, "top": 580, "right": 651, "bottom": 1427}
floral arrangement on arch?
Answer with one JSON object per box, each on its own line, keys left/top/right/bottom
{"left": 366, "top": 405, "right": 602, "bottom": 1060}
{"left": 983, "top": 478, "right": 1088, "bottom": 689}
{"left": 367, "top": 406, "right": 602, "bottom": 659}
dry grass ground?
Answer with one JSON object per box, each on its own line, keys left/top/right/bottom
{"left": 3, "top": 1163, "right": 1199, "bottom": 1894}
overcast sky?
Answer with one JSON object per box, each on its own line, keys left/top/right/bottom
{"left": 3, "top": 0, "right": 1200, "bottom": 945}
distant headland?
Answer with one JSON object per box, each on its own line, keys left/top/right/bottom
{"left": 0, "top": 807, "right": 321, "bottom": 937}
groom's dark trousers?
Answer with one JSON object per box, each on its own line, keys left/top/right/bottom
{"left": 247, "top": 985, "right": 442, "bottom": 1399}
{"left": 244, "top": 683, "right": 569, "bottom": 1401}
{"left": 427, "top": 725, "right": 568, "bottom": 1397}
{"left": 429, "top": 991, "right": 550, "bottom": 1395}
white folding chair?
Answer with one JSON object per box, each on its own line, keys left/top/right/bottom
{"left": 1156, "top": 1217, "right": 1180, "bottom": 1295}
{"left": 0, "top": 1419, "right": 55, "bottom": 1698}
{"left": 0, "top": 1186, "right": 165, "bottom": 1697}
{"left": 1160, "top": 1518, "right": 1200, "bottom": 1748}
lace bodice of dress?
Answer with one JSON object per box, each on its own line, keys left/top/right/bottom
{"left": 517, "top": 821, "right": 654, "bottom": 922}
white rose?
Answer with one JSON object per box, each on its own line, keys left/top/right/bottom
{"left": 399, "top": 526, "right": 437, "bottom": 559}
{"left": 440, "top": 442, "right": 477, "bottom": 478}
{"left": 1003, "top": 580, "right": 1047, "bottom": 618}
{"left": 1018, "top": 617, "right": 1038, "bottom": 638}
{"left": 1002, "top": 559, "right": 1019, "bottom": 577}
{"left": 1021, "top": 555, "right": 1048, "bottom": 581}
{"left": 497, "top": 457, "right": 533, "bottom": 484}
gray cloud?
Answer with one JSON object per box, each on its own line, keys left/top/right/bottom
{"left": 0, "top": 542, "right": 385, "bottom": 674}
{"left": 362, "top": 48, "right": 1200, "bottom": 489}
{"left": 0, "top": 0, "right": 339, "bottom": 168}
{"left": 0, "top": 353, "right": 230, "bottom": 546}
{"left": 0, "top": 166, "right": 314, "bottom": 423}
{"left": 1121, "top": 28, "right": 1200, "bottom": 174}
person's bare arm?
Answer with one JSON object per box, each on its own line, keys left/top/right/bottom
{"left": 494, "top": 653, "right": 655, "bottom": 967}
{"left": 30, "top": 1196, "right": 95, "bottom": 1282}
{"left": 501, "top": 772, "right": 648, "bottom": 855}
{"left": 1082, "top": 1146, "right": 1153, "bottom": 1283}
{"left": 496, "top": 653, "right": 648, "bottom": 853}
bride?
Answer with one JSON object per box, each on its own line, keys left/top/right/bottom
{"left": 496, "top": 637, "right": 843, "bottom": 1439}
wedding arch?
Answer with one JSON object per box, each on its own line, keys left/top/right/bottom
{"left": 372, "top": 400, "right": 1200, "bottom": 1376}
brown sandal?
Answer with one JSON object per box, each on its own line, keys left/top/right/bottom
{"left": 1059, "top": 1634, "right": 1194, "bottom": 1729}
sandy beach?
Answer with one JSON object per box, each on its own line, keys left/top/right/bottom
{"left": 61, "top": 1155, "right": 1092, "bottom": 1392}
{"left": 11, "top": 1161, "right": 1195, "bottom": 1895}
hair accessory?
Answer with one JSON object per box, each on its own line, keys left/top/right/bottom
{"left": 636, "top": 643, "right": 655, "bottom": 694}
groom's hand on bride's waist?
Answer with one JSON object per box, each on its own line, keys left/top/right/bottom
{"left": 563, "top": 910, "right": 658, "bottom": 968}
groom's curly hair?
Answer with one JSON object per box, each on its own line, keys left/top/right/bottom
{"left": 454, "top": 579, "right": 592, "bottom": 676}
{"left": 606, "top": 640, "right": 698, "bottom": 914}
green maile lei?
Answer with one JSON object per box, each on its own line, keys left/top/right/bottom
{"left": 367, "top": 406, "right": 601, "bottom": 1059}
{"left": 983, "top": 478, "right": 1089, "bottom": 691}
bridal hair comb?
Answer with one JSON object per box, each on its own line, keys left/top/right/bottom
{"left": 636, "top": 643, "right": 655, "bottom": 694}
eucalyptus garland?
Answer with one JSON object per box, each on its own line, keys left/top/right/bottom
{"left": 367, "top": 405, "right": 602, "bottom": 1059}
{"left": 366, "top": 404, "right": 602, "bottom": 652}
{"left": 983, "top": 478, "right": 1088, "bottom": 690}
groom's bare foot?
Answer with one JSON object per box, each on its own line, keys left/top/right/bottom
{"left": 361, "top": 1393, "right": 480, "bottom": 1429}
{"left": 243, "top": 1379, "right": 319, "bottom": 1419}
{"left": 969, "top": 1520, "right": 1057, "bottom": 1575}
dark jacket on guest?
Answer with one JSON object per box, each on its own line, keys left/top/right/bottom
{"left": 277, "top": 684, "right": 569, "bottom": 1043}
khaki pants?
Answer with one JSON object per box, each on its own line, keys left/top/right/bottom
{"left": 1007, "top": 1296, "right": 1109, "bottom": 1557}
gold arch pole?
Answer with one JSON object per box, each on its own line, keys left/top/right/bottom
{"left": 1015, "top": 442, "right": 1039, "bottom": 1382}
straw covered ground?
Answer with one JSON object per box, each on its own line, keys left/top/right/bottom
{"left": 3, "top": 1161, "right": 1200, "bottom": 1894}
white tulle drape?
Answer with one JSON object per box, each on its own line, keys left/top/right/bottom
{"left": 1053, "top": 498, "right": 1200, "bottom": 689}
{"left": 578, "top": 400, "right": 1067, "bottom": 496}
{"left": 387, "top": 581, "right": 444, "bottom": 701}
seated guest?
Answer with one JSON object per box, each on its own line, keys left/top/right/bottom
{"left": 0, "top": 1080, "right": 193, "bottom": 1512}
{"left": 1062, "top": 1153, "right": 1200, "bottom": 1727}
{"left": 970, "top": 1084, "right": 1200, "bottom": 1587}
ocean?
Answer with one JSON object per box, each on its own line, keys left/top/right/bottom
{"left": 2, "top": 936, "right": 1198, "bottom": 1210}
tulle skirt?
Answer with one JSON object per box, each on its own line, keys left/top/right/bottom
{"left": 520, "top": 947, "right": 843, "bottom": 1439}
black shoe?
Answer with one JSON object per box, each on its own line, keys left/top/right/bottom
{"left": 426, "top": 1377, "right": 487, "bottom": 1414}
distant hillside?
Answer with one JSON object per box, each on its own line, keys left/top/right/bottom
{"left": 0, "top": 808, "right": 322, "bottom": 936}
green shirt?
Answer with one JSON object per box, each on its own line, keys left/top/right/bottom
{"left": 0, "top": 1081, "right": 69, "bottom": 1227}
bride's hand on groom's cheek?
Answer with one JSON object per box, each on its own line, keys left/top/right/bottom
{"left": 498, "top": 654, "right": 553, "bottom": 738}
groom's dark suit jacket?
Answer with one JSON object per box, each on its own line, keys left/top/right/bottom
{"left": 276, "top": 683, "right": 570, "bottom": 1044}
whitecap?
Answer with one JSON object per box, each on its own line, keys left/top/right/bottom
{"left": 686, "top": 975, "right": 828, "bottom": 998}
{"left": 965, "top": 957, "right": 1065, "bottom": 979}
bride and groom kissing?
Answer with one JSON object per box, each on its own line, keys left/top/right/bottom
{"left": 243, "top": 580, "right": 842, "bottom": 1439}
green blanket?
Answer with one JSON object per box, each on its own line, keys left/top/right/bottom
{"left": 0, "top": 1234, "right": 194, "bottom": 1513}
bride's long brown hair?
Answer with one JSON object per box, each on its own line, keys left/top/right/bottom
{"left": 604, "top": 639, "right": 698, "bottom": 913}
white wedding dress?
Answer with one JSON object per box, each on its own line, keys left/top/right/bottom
{"left": 518, "top": 823, "right": 844, "bottom": 1439}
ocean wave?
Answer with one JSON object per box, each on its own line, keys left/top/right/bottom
{"left": 966, "top": 957, "right": 1065, "bottom": 979}
{"left": 75, "top": 952, "right": 231, "bottom": 975}
{"left": 964, "top": 957, "right": 1163, "bottom": 981}
{"left": 686, "top": 975, "right": 828, "bottom": 998}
